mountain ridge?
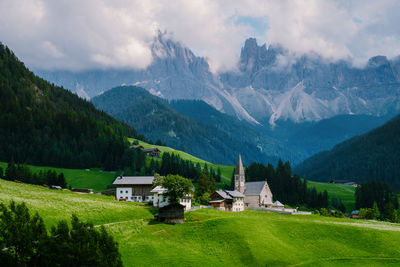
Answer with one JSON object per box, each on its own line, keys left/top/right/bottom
{"left": 36, "top": 34, "right": 400, "bottom": 127}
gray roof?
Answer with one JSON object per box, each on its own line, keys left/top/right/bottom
{"left": 113, "top": 176, "right": 154, "bottom": 185}
{"left": 214, "top": 190, "right": 232, "bottom": 200}
{"left": 226, "top": 190, "right": 245, "bottom": 198}
{"left": 244, "top": 181, "right": 267, "bottom": 195}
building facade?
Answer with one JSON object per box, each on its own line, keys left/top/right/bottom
{"left": 210, "top": 190, "right": 245, "bottom": 212}
{"left": 113, "top": 176, "right": 154, "bottom": 202}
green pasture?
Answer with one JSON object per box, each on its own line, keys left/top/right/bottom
{"left": 1, "top": 179, "right": 400, "bottom": 266}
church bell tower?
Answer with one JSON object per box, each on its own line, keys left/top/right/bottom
{"left": 234, "top": 154, "right": 246, "bottom": 194}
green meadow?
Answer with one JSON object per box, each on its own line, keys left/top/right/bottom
{"left": 1, "top": 179, "right": 400, "bottom": 266}
{"left": 0, "top": 162, "right": 116, "bottom": 191}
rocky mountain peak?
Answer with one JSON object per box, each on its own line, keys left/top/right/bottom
{"left": 367, "top": 55, "right": 390, "bottom": 68}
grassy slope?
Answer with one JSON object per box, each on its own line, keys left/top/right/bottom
{"left": 1, "top": 179, "right": 400, "bottom": 267}
{"left": 308, "top": 180, "right": 357, "bottom": 211}
{"left": 0, "top": 162, "right": 115, "bottom": 191}
{"left": 129, "top": 138, "right": 234, "bottom": 184}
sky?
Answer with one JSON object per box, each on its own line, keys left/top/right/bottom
{"left": 1, "top": 0, "right": 400, "bottom": 72}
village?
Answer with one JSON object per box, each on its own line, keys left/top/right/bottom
{"left": 113, "top": 155, "right": 311, "bottom": 222}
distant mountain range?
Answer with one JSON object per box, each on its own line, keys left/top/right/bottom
{"left": 295, "top": 114, "right": 400, "bottom": 190}
{"left": 35, "top": 33, "right": 400, "bottom": 163}
{"left": 92, "top": 86, "right": 298, "bottom": 165}
{"left": 37, "top": 33, "right": 400, "bottom": 126}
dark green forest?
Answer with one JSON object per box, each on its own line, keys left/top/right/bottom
{"left": 0, "top": 43, "right": 143, "bottom": 170}
{"left": 295, "top": 114, "right": 400, "bottom": 191}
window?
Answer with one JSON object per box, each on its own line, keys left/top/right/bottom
{"left": 120, "top": 190, "right": 123, "bottom": 193}
{"left": 126, "top": 190, "right": 128, "bottom": 193}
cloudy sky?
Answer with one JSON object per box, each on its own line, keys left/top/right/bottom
{"left": 1, "top": 0, "right": 400, "bottom": 72}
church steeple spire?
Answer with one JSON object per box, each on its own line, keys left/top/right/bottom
{"left": 234, "top": 154, "right": 245, "bottom": 194}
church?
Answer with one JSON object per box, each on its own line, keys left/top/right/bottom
{"left": 234, "top": 155, "right": 274, "bottom": 208}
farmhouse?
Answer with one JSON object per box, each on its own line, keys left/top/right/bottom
{"left": 210, "top": 190, "right": 245, "bottom": 212}
{"left": 234, "top": 155, "right": 274, "bottom": 208}
{"left": 330, "top": 180, "right": 360, "bottom": 187}
{"left": 141, "top": 148, "right": 161, "bottom": 157}
{"left": 113, "top": 176, "right": 154, "bottom": 202}
{"left": 151, "top": 186, "right": 194, "bottom": 211}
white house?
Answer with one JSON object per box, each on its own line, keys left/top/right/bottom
{"left": 113, "top": 176, "right": 154, "bottom": 202}
{"left": 225, "top": 190, "right": 245, "bottom": 212}
{"left": 151, "top": 186, "right": 194, "bottom": 211}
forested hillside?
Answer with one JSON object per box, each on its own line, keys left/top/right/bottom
{"left": 0, "top": 43, "right": 141, "bottom": 169}
{"left": 92, "top": 86, "right": 285, "bottom": 165}
{"left": 295, "top": 114, "right": 400, "bottom": 190}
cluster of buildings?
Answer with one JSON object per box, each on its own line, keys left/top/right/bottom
{"left": 113, "top": 155, "right": 286, "bottom": 213}
{"left": 209, "top": 155, "right": 284, "bottom": 212}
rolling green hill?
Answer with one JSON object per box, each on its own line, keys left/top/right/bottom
{"left": 295, "top": 114, "right": 400, "bottom": 190}
{"left": 1, "top": 179, "right": 400, "bottom": 266}
{"left": 128, "top": 138, "right": 234, "bottom": 184}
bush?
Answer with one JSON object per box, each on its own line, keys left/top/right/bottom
{"left": 319, "top": 208, "right": 331, "bottom": 217}
{"left": 0, "top": 201, "right": 123, "bottom": 267}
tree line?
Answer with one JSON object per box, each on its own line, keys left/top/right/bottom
{"left": 356, "top": 181, "right": 399, "bottom": 222}
{"left": 242, "top": 160, "right": 329, "bottom": 210}
{"left": 0, "top": 161, "right": 66, "bottom": 188}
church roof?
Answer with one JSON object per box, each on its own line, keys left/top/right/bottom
{"left": 244, "top": 181, "right": 267, "bottom": 195}
{"left": 235, "top": 154, "right": 245, "bottom": 176}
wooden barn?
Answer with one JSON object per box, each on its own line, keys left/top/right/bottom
{"left": 141, "top": 148, "right": 161, "bottom": 157}
{"left": 157, "top": 203, "right": 185, "bottom": 224}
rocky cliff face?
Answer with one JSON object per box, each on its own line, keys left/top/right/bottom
{"left": 37, "top": 35, "right": 400, "bottom": 127}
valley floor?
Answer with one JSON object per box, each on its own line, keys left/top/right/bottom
{"left": 1, "top": 179, "right": 400, "bottom": 266}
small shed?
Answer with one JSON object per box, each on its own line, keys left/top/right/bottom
{"left": 350, "top": 210, "right": 359, "bottom": 219}
{"left": 157, "top": 203, "right": 185, "bottom": 224}
{"left": 272, "top": 200, "right": 284, "bottom": 209}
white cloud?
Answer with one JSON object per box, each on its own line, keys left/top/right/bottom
{"left": 0, "top": 0, "right": 400, "bottom": 72}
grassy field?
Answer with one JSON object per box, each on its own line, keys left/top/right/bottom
{"left": 308, "top": 180, "right": 357, "bottom": 212}
{"left": 0, "top": 162, "right": 116, "bottom": 191}
{"left": 1, "top": 178, "right": 400, "bottom": 266}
